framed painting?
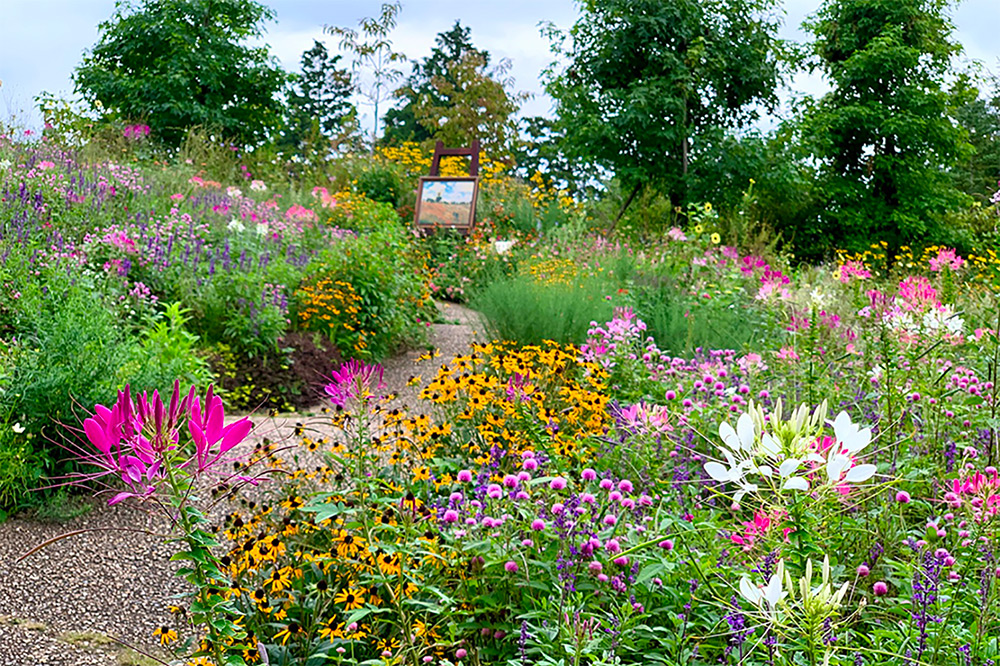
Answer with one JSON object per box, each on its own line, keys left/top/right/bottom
{"left": 414, "top": 176, "right": 479, "bottom": 232}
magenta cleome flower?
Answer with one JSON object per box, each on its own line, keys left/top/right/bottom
{"left": 187, "top": 385, "right": 253, "bottom": 473}
{"left": 76, "top": 382, "right": 253, "bottom": 504}
{"left": 324, "top": 360, "right": 386, "bottom": 409}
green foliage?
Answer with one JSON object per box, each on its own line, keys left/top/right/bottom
{"left": 631, "top": 277, "right": 764, "bottom": 355}
{"left": 472, "top": 273, "right": 618, "bottom": 346}
{"left": 324, "top": 2, "right": 406, "bottom": 146}
{"left": 0, "top": 423, "right": 45, "bottom": 515}
{"left": 801, "top": 0, "right": 972, "bottom": 256}
{"left": 950, "top": 76, "right": 1000, "bottom": 204}
{"left": 9, "top": 276, "right": 138, "bottom": 439}
{"left": 382, "top": 21, "right": 488, "bottom": 147}
{"left": 134, "top": 302, "right": 213, "bottom": 388}
{"left": 279, "top": 40, "right": 357, "bottom": 156}
{"left": 545, "top": 0, "right": 785, "bottom": 206}
{"left": 411, "top": 52, "right": 529, "bottom": 164}
{"left": 74, "top": 0, "right": 287, "bottom": 147}
{"left": 355, "top": 163, "right": 401, "bottom": 205}
{"left": 300, "top": 206, "right": 431, "bottom": 359}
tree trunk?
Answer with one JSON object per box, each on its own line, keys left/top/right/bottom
{"left": 613, "top": 182, "right": 643, "bottom": 228}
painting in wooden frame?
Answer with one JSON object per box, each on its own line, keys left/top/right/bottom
{"left": 414, "top": 176, "right": 479, "bottom": 233}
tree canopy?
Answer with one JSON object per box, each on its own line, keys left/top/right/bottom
{"left": 280, "top": 40, "right": 356, "bottom": 153}
{"left": 74, "top": 0, "right": 287, "bottom": 147}
{"left": 800, "top": 0, "right": 972, "bottom": 253}
{"left": 544, "top": 0, "right": 785, "bottom": 210}
{"left": 382, "top": 21, "right": 488, "bottom": 146}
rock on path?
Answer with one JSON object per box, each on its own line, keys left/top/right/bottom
{"left": 0, "top": 302, "right": 481, "bottom": 664}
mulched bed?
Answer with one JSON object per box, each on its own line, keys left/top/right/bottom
{"left": 209, "top": 331, "right": 343, "bottom": 412}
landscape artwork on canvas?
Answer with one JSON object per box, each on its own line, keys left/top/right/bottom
{"left": 414, "top": 177, "right": 478, "bottom": 230}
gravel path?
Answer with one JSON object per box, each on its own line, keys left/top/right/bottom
{"left": 0, "top": 302, "right": 481, "bottom": 665}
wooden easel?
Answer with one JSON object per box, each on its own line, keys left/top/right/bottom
{"left": 428, "top": 139, "right": 480, "bottom": 177}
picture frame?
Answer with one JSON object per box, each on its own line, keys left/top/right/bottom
{"left": 413, "top": 176, "right": 479, "bottom": 233}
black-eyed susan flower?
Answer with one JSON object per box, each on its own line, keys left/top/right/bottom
{"left": 152, "top": 625, "right": 177, "bottom": 646}
{"left": 334, "top": 585, "right": 365, "bottom": 611}
{"left": 273, "top": 621, "right": 302, "bottom": 645}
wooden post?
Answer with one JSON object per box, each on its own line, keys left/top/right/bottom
{"left": 429, "top": 139, "right": 480, "bottom": 177}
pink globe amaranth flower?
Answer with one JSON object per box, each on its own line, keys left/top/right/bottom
{"left": 443, "top": 510, "right": 459, "bottom": 523}
{"left": 457, "top": 469, "right": 473, "bottom": 483}
{"left": 531, "top": 519, "right": 545, "bottom": 531}
{"left": 455, "top": 649, "right": 468, "bottom": 659}
{"left": 603, "top": 514, "right": 618, "bottom": 526}
{"left": 659, "top": 539, "right": 674, "bottom": 551}
{"left": 503, "top": 474, "right": 519, "bottom": 488}
{"left": 618, "top": 479, "right": 634, "bottom": 493}
{"left": 523, "top": 458, "right": 538, "bottom": 471}
{"left": 873, "top": 581, "right": 889, "bottom": 596}
{"left": 599, "top": 479, "right": 614, "bottom": 490}
{"left": 605, "top": 539, "right": 621, "bottom": 554}
{"left": 582, "top": 468, "right": 597, "bottom": 481}
{"left": 487, "top": 484, "right": 502, "bottom": 499}
{"left": 896, "top": 490, "right": 911, "bottom": 504}
{"left": 597, "top": 573, "right": 609, "bottom": 582}
{"left": 614, "top": 556, "right": 629, "bottom": 566}
{"left": 504, "top": 561, "right": 519, "bottom": 573}
{"left": 550, "top": 477, "right": 567, "bottom": 490}
{"left": 857, "top": 564, "right": 870, "bottom": 577}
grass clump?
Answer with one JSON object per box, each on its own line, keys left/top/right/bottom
{"left": 472, "top": 273, "right": 617, "bottom": 346}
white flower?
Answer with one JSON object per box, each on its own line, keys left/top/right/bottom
{"left": 739, "top": 560, "right": 786, "bottom": 618}
{"left": 720, "top": 412, "right": 756, "bottom": 453}
{"left": 256, "top": 222, "right": 269, "bottom": 236}
{"left": 250, "top": 179, "right": 267, "bottom": 191}
{"left": 0, "top": 159, "right": 11, "bottom": 171}
{"left": 12, "top": 423, "right": 25, "bottom": 434}
{"left": 494, "top": 240, "right": 516, "bottom": 255}
{"left": 922, "top": 307, "right": 964, "bottom": 336}
{"left": 227, "top": 219, "right": 246, "bottom": 232}
{"left": 830, "top": 411, "right": 872, "bottom": 454}
{"left": 226, "top": 186, "right": 243, "bottom": 198}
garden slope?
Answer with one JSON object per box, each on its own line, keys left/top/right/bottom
{"left": 0, "top": 302, "right": 481, "bottom": 665}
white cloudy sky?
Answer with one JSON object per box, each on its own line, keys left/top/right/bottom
{"left": 2, "top": 0, "right": 1000, "bottom": 132}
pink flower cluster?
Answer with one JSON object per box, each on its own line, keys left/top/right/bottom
{"left": 944, "top": 466, "right": 1000, "bottom": 526}
{"left": 76, "top": 383, "right": 253, "bottom": 504}
{"left": 285, "top": 204, "right": 318, "bottom": 223}
{"left": 928, "top": 248, "right": 964, "bottom": 272}
{"left": 123, "top": 124, "right": 151, "bottom": 140}
{"left": 580, "top": 307, "right": 669, "bottom": 380}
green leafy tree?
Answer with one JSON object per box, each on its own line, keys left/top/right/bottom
{"left": 949, "top": 74, "right": 1000, "bottom": 203}
{"left": 411, "top": 51, "right": 529, "bottom": 163}
{"left": 382, "top": 21, "right": 488, "bottom": 146}
{"left": 73, "top": 0, "right": 287, "bottom": 147}
{"left": 544, "top": 0, "right": 785, "bottom": 218}
{"left": 325, "top": 1, "right": 406, "bottom": 147}
{"left": 801, "top": 0, "right": 972, "bottom": 254}
{"left": 280, "top": 40, "right": 357, "bottom": 153}
{"left": 515, "top": 116, "right": 581, "bottom": 195}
